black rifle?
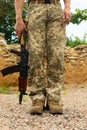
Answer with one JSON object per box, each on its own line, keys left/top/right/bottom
{"left": 0, "top": 30, "right": 29, "bottom": 104}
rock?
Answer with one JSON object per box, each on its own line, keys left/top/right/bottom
{"left": 0, "top": 33, "right": 7, "bottom": 45}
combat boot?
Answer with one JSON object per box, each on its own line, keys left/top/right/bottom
{"left": 48, "top": 100, "right": 63, "bottom": 114}
{"left": 29, "top": 100, "right": 44, "bottom": 114}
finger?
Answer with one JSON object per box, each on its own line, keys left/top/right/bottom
{"left": 66, "top": 17, "right": 71, "bottom": 24}
{"left": 62, "top": 10, "right": 65, "bottom": 19}
{"left": 17, "top": 31, "right": 22, "bottom": 40}
{"left": 61, "top": 11, "right": 65, "bottom": 24}
{"left": 14, "top": 29, "right": 21, "bottom": 40}
{"left": 14, "top": 26, "right": 22, "bottom": 40}
{"left": 64, "top": 13, "right": 71, "bottom": 24}
{"left": 24, "top": 24, "right": 28, "bottom": 32}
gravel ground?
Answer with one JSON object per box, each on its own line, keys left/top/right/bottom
{"left": 0, "top": 86, "right": 87, "bottom": 130}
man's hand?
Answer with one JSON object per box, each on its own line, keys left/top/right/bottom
{"left": 14, "top": 18, "right": 27, "bottom": 40}
{"left": 62, "top": 5, "right": 71, "bottom": 25}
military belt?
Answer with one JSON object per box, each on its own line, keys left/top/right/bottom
{"left": 28, "top": 0, "right": 60, "bottom": 5}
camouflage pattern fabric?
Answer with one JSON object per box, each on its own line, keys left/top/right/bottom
{"left": 27, "top": 2, "right": 66, "bottom": 102}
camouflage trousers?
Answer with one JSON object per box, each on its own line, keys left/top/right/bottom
{"left": 27, "top": 2, "right": 66, "bottom": 102}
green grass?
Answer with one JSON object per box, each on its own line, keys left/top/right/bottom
{"left": 0, "top": 83, "right": 14, "bottom": 94}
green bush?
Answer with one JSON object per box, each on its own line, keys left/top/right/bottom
{"left": 67, "top": 33, "right": 87, "bottom": 48}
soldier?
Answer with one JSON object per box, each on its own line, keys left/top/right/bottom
{"left": 14, "top": 0, "right": 71, "bottom": 114}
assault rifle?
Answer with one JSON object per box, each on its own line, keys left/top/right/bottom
{"left": 0, "top": 30, "right": 29, "bottom": 104}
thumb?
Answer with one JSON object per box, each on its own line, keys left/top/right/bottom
{"left": 62, "top": 10, "right": 65, "bottom": 19}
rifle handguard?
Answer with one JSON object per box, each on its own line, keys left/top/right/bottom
{"left": 19, "top": 77, "right": 27, "bottom": 92}
{"left": 19, "top": 77, "right": 28, "bottom": 104}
